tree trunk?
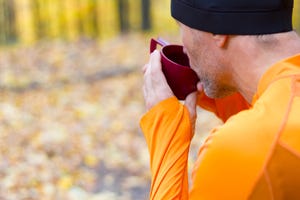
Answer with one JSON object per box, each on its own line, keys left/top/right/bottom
{"left": 141, "top": 0, "right": 151, "bottom": 31}
{"left": 117, "top": 0, "right": 129, "bottom": 33}
{"left": 0, "top": 0, "right": 5, "bottom": 43}
{"left": 6, "top": 0, "right": 16, "bottom": 43}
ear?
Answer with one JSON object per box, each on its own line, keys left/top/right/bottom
{"left": 212, "top": 34, "right": 228, "bottom": 48}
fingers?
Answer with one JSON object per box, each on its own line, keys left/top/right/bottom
{"left": 142, "top": 50, "right": 174, "bottom": 110}
{"left": 149, "top": 50, "right": 162, "bottom": 72}
{"left": 143, "top": 50, "right": 160, "bottom": 75}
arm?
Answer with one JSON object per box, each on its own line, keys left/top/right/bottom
{"left": 141, "top": 50, "right": 197, "bottom": 199}
{"left": 140, "top": 97, "right": 192, "bottom": 199}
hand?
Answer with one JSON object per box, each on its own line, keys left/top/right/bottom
{"left": 142, "top": 50, "right": 174, "bottom": 110}
{"left": 184, "top": 83, "right": 203, "bottom": 137}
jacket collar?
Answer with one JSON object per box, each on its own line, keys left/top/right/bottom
{"left": 252, "top": 54, "right": 300, "bottom": 104}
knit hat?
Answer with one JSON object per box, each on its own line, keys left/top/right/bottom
{"left": 171, "top": 0, "right": 294, "bottom": 35}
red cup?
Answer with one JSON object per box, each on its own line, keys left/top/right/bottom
{"left": 150, "top": 38, "right": 199, "bottom": 100}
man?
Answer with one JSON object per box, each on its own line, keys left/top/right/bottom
{"left": 141, "top": 0, "right": 300, "bottom": 199}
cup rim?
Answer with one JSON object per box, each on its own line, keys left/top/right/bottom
{"left": 161, "top": 45, "right": 191, "bottom": 69}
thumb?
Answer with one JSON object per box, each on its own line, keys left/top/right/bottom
{"left": 185, "top": 91, "right": 197, "bottom": 118}
{"left": 184, "top": 91, "right": 198, "bottom": 137}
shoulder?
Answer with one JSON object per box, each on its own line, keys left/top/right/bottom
{"left": 191, "top": 72, "right": 300, "bottom": 198}
{"left": 190, "top": 99, "right": 281, "bottom": 199}
{"left": 190, "top": 76, "right": 296, "bottom": 198}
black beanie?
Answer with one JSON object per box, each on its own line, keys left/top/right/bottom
{"left": 171, "top": 0, "right": 294, "bottom": 35}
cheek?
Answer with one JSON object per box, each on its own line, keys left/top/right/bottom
{"left": 186, "top": 43, "right": 202, "bottom": 68}
{"left": 181, "top": 29, "right": 193, "bottom": 52}
{"left": 189, "top": 48, "right": 212, "bottom": 78}
{"left": 181, "top": 30, "right": 206, "bottom": 72}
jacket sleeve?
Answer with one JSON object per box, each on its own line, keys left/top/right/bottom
{"left": 140, "top": 97, "right": 192, "bottom": 200}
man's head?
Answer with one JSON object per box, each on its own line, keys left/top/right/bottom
{"left": 171, "top": 0, "right": 295, "bottom": 99}
{"left": 179, "top": 23, "right": 236, "bottom": 98}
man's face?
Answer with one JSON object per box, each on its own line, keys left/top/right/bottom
{"left": 179, "top": 23, "right": 235, "bottom": 98}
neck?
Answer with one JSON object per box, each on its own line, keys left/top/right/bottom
{"left": 228, "top": 31, "right": 300, "bottom": 103}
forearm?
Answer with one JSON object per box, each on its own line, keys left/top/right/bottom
{"left": 140, "top": 97, "right": 192, "bottom": 200}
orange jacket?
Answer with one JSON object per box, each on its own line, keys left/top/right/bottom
{"left": 140, "top": 54, "right": 300, "bottom": 199}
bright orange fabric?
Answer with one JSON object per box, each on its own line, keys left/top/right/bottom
{"left": 140, "top": 54, "right": 300, "bottom": 199}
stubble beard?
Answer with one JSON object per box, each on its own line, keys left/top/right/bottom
{"left": 201, "top": 73, "right": 235, "bottom": 99}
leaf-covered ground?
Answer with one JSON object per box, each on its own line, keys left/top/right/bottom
{"left": 0, "top": 34, "right": 221, "bottom": 200}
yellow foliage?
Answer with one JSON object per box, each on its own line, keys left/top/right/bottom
{"left": 64, "top": 0, "right": 81, "bottom": 40}
{"left": 84, "top": 155, "right": 99, "bottom": 167}
{"left": 294, "top": 1, "right": 300, "bottom": 31}
{"left": 97, "top": 0, "right": 119, "bottom": 40}
{"left": 79, "top": 0, "right": 98, "bottom": 37}
{"left": 128, "top": 0, "right": 141, "bottom": 30}
{"left": 151, "top": 0, "right": 178, "bottom": 33}
{"left": 8, "top": 0, "right": 300, "bottom": 45}
{"left": 58, "top": 175, "right": 74, "bottom": 190}
{"left": 46, "top": 0, "right": 63, "bottom": 38}
{"left": 14, "top": 0, "right": 36, "bottom": 44}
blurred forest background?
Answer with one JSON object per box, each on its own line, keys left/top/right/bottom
{"left": 0, "top": 0, "right": 299, "bottom": 200}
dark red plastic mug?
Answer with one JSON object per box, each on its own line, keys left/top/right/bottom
{"left": 150, "top": 38, "right": 200, "bottom": 100}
